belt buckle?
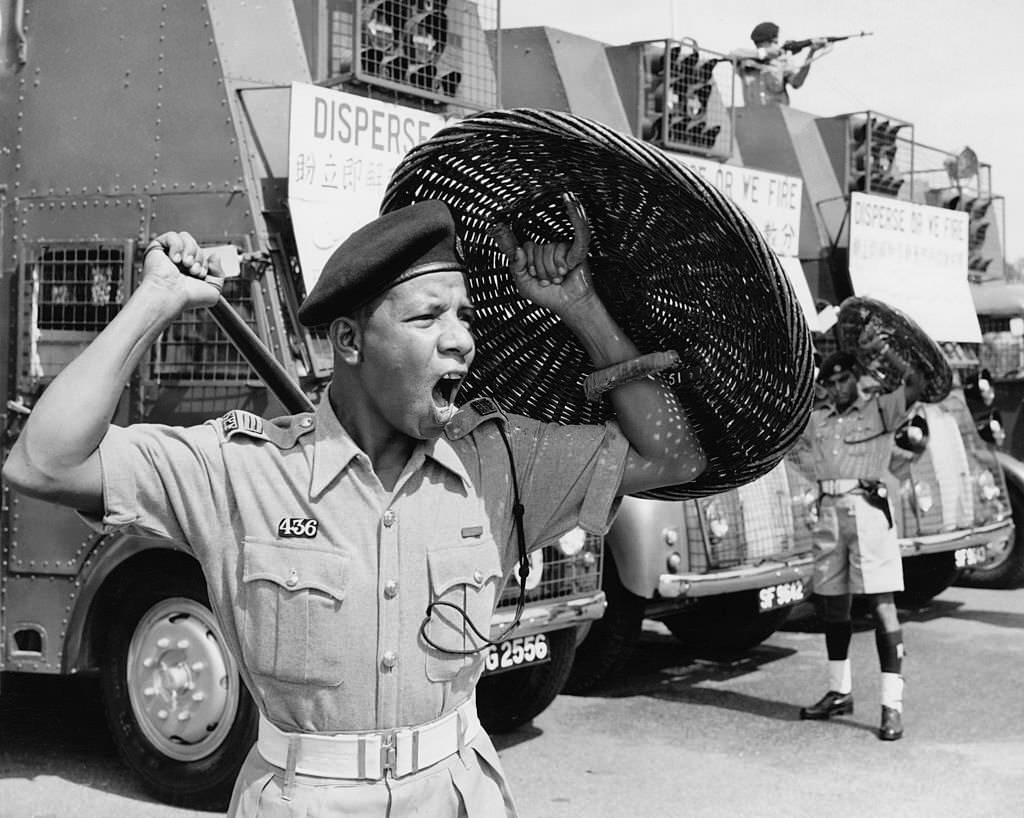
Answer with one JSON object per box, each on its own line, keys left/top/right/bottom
{"left": 380, "top": 732, "right": 397, "bottom": 777}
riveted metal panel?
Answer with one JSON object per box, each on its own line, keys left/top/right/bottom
{"left": 147, "top": 190, "right": 256, "bottom": 245}
{"left": 15, "top": 196, "right": 149, "bottom": 243}
{"left": 3, "top": 572, "right": 79, "bottom": 672}
{"left": 7, "top": 492, "right": 100, "bottom": 575}
{"left": 9, "top": 2, "right": 208, "bottom": 198}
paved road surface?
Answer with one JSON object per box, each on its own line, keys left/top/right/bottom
{"left": 2, "top": 585, "right": 1023, "bottom": 817}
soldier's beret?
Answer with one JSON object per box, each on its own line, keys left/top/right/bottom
{"left": 750, "top": 21, "right": 780, "bottom": 44}
{"left": 817, "top": 350, "right": 860, "bottom": 382}
{"left": 297, "top": 200, "right": 465, "bottom": 327}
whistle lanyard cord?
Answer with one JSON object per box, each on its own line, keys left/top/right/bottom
{"left": 419, "top": 422, "right": 529, "bottom": 656}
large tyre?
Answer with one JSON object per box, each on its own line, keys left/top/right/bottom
{"left": 957, "top": 483, "right": 1024, "bottom": 589}
{"left": 100, "top": 573, "right": 256, "bottom": 809}
{"left": 663, "top": 591, "right": 792, "bottom": 660}
{"left": 896, "top": 552, "right": 959, "bottom": 608}
{"left": 563, "top": 551, "right": 645, "bottom": 694}
{"left": 476, "top": 627, "right": 577, "bottom": 733}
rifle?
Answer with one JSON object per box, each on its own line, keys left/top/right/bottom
{"left": 782, "top": 31, "right": 873, "bottom": 53}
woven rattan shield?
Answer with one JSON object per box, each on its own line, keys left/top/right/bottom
{"left": 380, "top": 108, "right": 814, "bottom": 499}
{"left": 836, "top": 296, "right": 952, "bottom": 404}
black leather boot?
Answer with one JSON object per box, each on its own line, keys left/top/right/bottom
{"left": 879, "top": 706, "right": 904, "bottom": 741}
{"left": 799, "top": 690, "right": 854, "bottom": 720}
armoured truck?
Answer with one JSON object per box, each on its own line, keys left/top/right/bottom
{"left": 958, "top": 281, "right": 1024, "bottom": 587}
{"left": 0, "top": 0, "right": 606, "bottom": 807}
{"left": 725, "top": 62, "right": 1016, "bottom": 604}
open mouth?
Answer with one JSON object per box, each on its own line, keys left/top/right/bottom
{"left": 432, "top": 372, "right": 465, "bottom": 410}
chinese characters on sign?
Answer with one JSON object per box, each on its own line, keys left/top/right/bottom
{"left": 849, "top": 193, "right": 980, "bottom": 342}
{"left": 672, "top": 155, "right": 803, "bottom": 259}
{"left": 288, "top": 82, "right": 454, "bottom": 292}
{"left": 673, "top": 155, "right": 815, "bottom": 327}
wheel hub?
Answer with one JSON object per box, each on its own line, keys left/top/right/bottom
{"left": 127, "top": 597, "right": 240, "bottom": 762}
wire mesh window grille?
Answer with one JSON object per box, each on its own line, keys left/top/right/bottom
{"left": 687, "top": 461, "right": 811, "bottom": 572}
{"left": 495, "top": 534, "right": 602, "bottom": 609}
{"left": 641, "top": 40, "right": 734, "bottom": 160}
{"left": 146, "top": 278, "right": 259, "bottom": 384}
{"left": 326, "top": 0, "right": 499, "bottom": 110}
{"left": 18, "top": 242, "right": 130, "bottom": 387}
{"left": 978, "top": 318, "right": 1024, "bottom": 379}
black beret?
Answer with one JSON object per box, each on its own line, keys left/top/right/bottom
{"left": 817, "top": 350, "right": 860, "bottom": 382}
{"left": 750, "top": 21, "right": 780, "bottom": 44}
{"left": 297, "top": 200, "right": 465, "bottom": 326}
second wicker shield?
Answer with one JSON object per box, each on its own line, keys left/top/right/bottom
{"left": 836, "top": 296, "right": 953, "bottom": 404}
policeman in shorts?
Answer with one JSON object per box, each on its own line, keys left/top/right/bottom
{"left": 797, "top": 348, "right": 921, "bottom": 741}
{"left": 3, "top": 197, "right": 706, "bottom": 815}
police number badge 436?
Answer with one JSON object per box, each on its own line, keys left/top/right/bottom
{"left": 278, "top": 517, "right": 319, "bottom": 538}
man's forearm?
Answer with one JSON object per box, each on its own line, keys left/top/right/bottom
{"left": 12, "top": 284, "right": 181, "bottom": 478}
{"left": 564, "top": 304, "right": 702, "bottom": 464}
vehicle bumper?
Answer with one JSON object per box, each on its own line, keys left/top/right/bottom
{"left": 489, "top": 590, "right": 607, "bottom": 640}
{"left": 655, "top": 553, "right": 816, "bottom": 599}
{"left": 899, "top": 519, "right": 1013, "bottom": 558}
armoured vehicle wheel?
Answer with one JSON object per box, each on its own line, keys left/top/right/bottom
{"left": 563, "top": 552, "right": 645, "bottom": 694}
{"left": 957, "top": 483, "right": 1024, "bottom": 589}
{"left": 663, "top": 591, "right": 792, "bottom": 659}
{"left": 896, "top": 552, "right": 959, "bottom": 608}
{"left": 476, "top": 627, "right": 577, "bottom": 733}
{"left": 100, "top": 575, "right": 256, "bottom": 809}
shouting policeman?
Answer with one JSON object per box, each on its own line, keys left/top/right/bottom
{"left": 3, "top": 196, "right": 705, "bottom": 816}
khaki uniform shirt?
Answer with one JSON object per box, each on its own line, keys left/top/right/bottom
{"left": 738, "top": 54, "right": 799, "bottom": 106}
{"left": 802, "top": 386, "right": 906, "bottom": 481}
{"left": 96, "top": 394, "right": 628, "bottom": 816}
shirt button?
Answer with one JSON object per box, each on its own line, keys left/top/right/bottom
{"left": 383, "top": 510, "right": 396, "bottom": 528}
{"left": 381, "top": 651, "right": 398, "bottom": 670}
{"left": 285, "top": 570, "right": 299, "bottom": 588}
{"left": 473, "top": 569, "right": 484, "bottom": 584}
{"left": 383, "top": 580, "right": 398, "bottom": 599}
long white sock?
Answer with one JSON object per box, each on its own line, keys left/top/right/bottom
{"left": 828, "top": 659, "right": 852, "bottom": 694}
{"left": 881, "top": 672, "right": 904, "bottom": 712}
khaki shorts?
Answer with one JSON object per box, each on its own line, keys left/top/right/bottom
{"left": 812, "top": 493, "right": 904, "bottom": 595}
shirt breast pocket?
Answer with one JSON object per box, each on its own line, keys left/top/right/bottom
{"left": 240, "top": 537, "right": 349, "bottom": 687}
{"left": 423, "top": 540, "right": 503, "bottom": 682}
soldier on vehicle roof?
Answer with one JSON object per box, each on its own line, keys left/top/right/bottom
{"left": 731, "top": 21, "right": 827, "bottom": 107}
{"left": 2, "top": 196, "right": 706, "bottom": 816}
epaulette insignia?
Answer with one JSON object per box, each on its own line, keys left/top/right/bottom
{"left": 220, "top": 410, "right": 266, "bottom": 439}
{"left": 217, "top": 410, "right": 317, "bottom": 449}
{"left": 446, "top": 396, "right": 506, "bottom": 440}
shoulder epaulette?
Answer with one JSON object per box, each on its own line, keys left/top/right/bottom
{"left": 445, "top": 396, "right": 506, "bottom": 440}
{"left": 214, "top": 410, "right": 316, "bottom": 449}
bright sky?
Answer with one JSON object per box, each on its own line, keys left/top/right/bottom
{"left": 499, "top": 0, "right": 1024, "bottom": 261}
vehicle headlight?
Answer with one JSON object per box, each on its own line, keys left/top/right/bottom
{"left": 990, "top": 419, "right": 1006, "bottom": 447}
{"left": 557, "top": 527, "right": 586, "bottom": 556}
{"left": 663, "top": 526, "right": 679, "bottom": 547}
{"left": 666, "top": 552, "right": 683, "bottom": 572}
{"left": 913, "top": 481, "right": 934, "bottom": 512}
{"left": 511, "top": 549, "right": 544, "bottom": 591}
{"left": 979, "top": 378, "right": 995, "bottom": 406}
{"left": 978, "top": 469, "right": 1002, "bottom": 502}
{"left": 705, "top": 500, "right": 729, "bottom": 541}
{"left": 798, "top": 488, "right": 819, "bottom": 528}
